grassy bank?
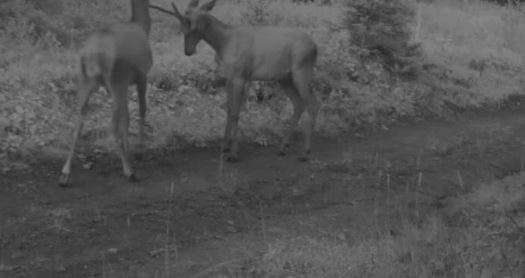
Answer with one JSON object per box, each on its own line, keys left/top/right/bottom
{"left": 240, "top": 173, "right": 525, "bottom": 277}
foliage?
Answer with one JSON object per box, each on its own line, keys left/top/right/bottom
{"left": 344, "top": 0, "right": 422, "bottom": 77}
{"left": 346, "top": 0, "right": 414, "bottom": 48}
{"left": 240, "top": 0, "right": 272, "bottom": 25}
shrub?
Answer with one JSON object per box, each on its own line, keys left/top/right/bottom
{"left": 240, "top": 0, "right": 272, "bottom": 25}
{"left": 344, "top": 0, "right": 421, "bottom": 77}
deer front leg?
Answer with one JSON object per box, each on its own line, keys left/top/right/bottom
{"left": 58, "top": 77, "right": 97, "bottom": 187}
{"left": 225, "top": 78, "right": 247, "bottom": 162}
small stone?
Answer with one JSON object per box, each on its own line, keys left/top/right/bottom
{"left": 11, "top": 251, "right": 23, "bottom": 259}
{"left": 34, "top": 257, "right": 49, "bottom": 263}
{"left": 0, "top": 264, "right": 15, "bottom": 271}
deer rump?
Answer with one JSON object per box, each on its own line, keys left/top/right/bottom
{"left": 79, "top": 24, "right": 153, "bottom": 82}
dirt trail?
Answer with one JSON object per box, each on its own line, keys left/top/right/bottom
{"left": 1, "top": 108, "right": 525, "bottom": 277}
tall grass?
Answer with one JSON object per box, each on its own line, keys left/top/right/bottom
{"left": 249, "top": 171, "right": 525, "bottom": 277}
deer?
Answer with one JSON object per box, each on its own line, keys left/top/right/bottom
{"left": 58, "top": 0, "right": 153, "bottom": 187}
{"left": 149, "top": 0, "right": 319, "bottom": 162}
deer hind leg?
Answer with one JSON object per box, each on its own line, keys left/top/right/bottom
{"left": 106, "top": 76, "right": 137, "bottom": 182}
{"left": 225, "top": 78, "right": 247, "bottom": 162}
{"left": 222, "top": 81, "right": 233, "bottom": 153}
{"left": 292, "top": 68, "right": 319, "bottom": 161}
{"left": 58, "top": 76, "right": 99, "bottom": 187}
{"left": 278, "top": 78, "right": 304, "bottom": 156}
{"left": 136, "top": 73, "right": 147, "bottom": 158}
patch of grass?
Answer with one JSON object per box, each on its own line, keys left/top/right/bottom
{"left": 243, "top": 172, "right": 525, "bottom": 278}
{"left": 420, "top": 0, "right": 525, "bottom": 103}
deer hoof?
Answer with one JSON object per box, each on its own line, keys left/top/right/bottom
{"left": 134, "top": 152, "right": 145, "bottom": 161}
{"left": 226, "top": 154, "right": 239, "bottom": 163}
{"left": 297, "top": 149, "right": 311, "bottom": 162}
{"left": 297, "top": 156, "right": 309, "bottom": 162}
{"left": 58, "top": 174, "right": 70, "bottom": 187}
{"left": 128, "top": 173, "right": 139, "bottom": 183}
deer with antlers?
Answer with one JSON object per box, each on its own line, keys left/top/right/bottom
{"left": 150, "top": 0, "right": 319, "bottom": 162}
{"left": 58, "top": 0, "right": 153, "bottom": 186}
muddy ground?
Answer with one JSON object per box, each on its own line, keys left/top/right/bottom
{"left": 1, "top": 106, "right": 525, "bottom": 278}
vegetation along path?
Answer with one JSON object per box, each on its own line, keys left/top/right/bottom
{"left": 1, "top": 106, "right": 525, "bottom": 277}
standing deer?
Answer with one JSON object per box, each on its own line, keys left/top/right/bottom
{"left": 150, "top": 0, "right": 319, "bottom": 162}
{"left": 58, "top": 0, "right": 153, "bottom": 186}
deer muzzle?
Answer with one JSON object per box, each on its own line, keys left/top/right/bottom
{"left": 184, "top": 32, "right": 201, "bottom": 56}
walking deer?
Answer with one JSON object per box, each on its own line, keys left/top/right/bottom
{"left": 150, "top": 0, "right": 319, "bottom": 162}
{"left": 58, "top": 0, "right": 153, "bottom": 186}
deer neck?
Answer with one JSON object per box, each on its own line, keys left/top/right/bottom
{"left": 201, "top": 15, "right": 231, "bottom": 56}
{"left": 130, "top": 0, "right": 151, "bottom": 35}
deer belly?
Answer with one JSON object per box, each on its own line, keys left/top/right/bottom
{"left": 217, "top": 58, "right": 291, "bottom": 81}
{"left": 250, "top": 63, "right": 291, "bottom": 81}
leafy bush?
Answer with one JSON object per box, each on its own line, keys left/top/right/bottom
{"left": 240, "top": 0, "right": 272, "bottom": 25}
{"left": 344, "top": 0, "right": 421, "bottom": 77}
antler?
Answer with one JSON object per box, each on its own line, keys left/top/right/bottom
{"left": 170, "top": 2, "right": 184, "bottom": 20}
{"left": 149, "top": 3, "right": 183, "bottom": 21}
{"left": 149, "top": 4, "right": 176, "bottom": 16}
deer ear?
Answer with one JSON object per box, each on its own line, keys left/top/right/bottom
{"left": 200, "top": 0, "right": 216, "bottom": 11}
{"left": 188, "top": 0, "right": 199, "bottom": 8}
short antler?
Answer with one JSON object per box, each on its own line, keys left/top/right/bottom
{"left": 149, "top": 3, "right": 182, "bottom": 20}
{"left": 170, "top": 2, "right": 184, "bottom": 20}
{"left": 188, "top": 0, "right": 199, "bottom": 8}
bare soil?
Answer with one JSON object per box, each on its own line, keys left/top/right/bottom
{"left": 2, "top": 108, "right": 525, "bottom": 278}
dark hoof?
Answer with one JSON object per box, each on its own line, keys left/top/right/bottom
{"left": 134, "top": 152, "right": 145, "bottom": 161}
{"left": 297, "top": 149, "right": 311, "bottom": 162}
{"left": 58, "top": 174, "right": 70, "bottom": 187}
{"left": 297, "top": 156, "right": 309, "bottom": 162}
{"left": 128, "top": 173, "right": 139, "bottom": 183}
{"left": 226, "top": 154, "right": 239, "bottom": 163}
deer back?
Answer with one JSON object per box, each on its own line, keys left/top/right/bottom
{"left": 217, "top": 26, "right": 317, "bottom": 81}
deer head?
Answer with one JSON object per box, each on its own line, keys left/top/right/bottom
{"left": 170, "top": 0, "right": 217, "bottom": 56}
